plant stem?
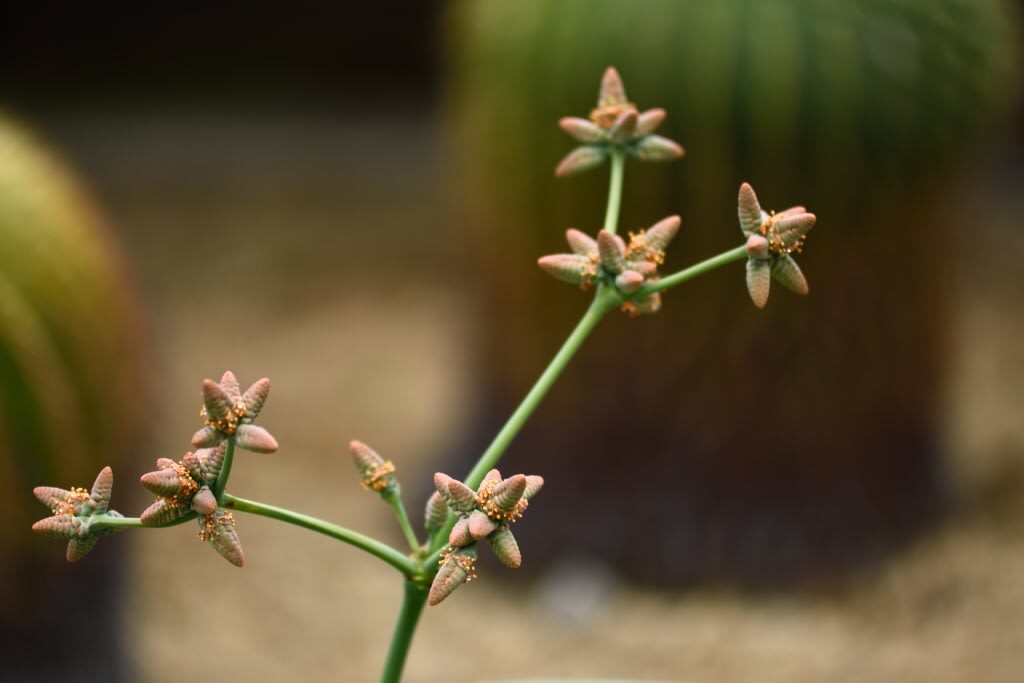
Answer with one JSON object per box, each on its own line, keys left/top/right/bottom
{"left": 638, "top": 244, "right": 748, "bottom": 296}
{"left": 213, "top": 436, "right": 236, "bottom": 503}
{"left": 380, "top": 581, "right": 429, "bottom": 683}
{"left": 385, "top": 488, "right": 423, "bottom": 553}
{"left": 222, "top": 493, "right": 417, "bottom": 576}
{"left": 428, "top": 285, "right": 618, "bottom": 553}
{"left": 602, "top": 149, "right": 626, "bottom": 234}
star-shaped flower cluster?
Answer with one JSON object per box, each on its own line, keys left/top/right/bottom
{"left": 32, "top": 466, "right": 124, "bottom": 562}
{"left": 538, "top": 216, "right": 680, "bottom": 315}
{"left": 192, "top": 371, "right": 278, "bottom": 453}
{"left": 555, "top": 67, "right": 684, "bottom": 177}
{"left": 428, "top": 469, "right": 543, "bottom": 605}
{"left": 738, "top": 182, "right": 816, "bottom": 308}
{"left": 138, "top": 443, "right": 244, "bottom": 566}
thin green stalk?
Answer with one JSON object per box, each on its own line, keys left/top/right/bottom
{"left": 428, "top": 285, "right": 619, "bottom": 552}
{"left": 384, "top": 488, "right": 422, "bottom": 553}
{"left": 602, "top": 149, "right": 626, "bottom": 234}
{"left": 638, "top": 244, "right": 747, "bottom": 296}
{"left": 213, "top": 436, "right": 236, "bottom": 503}
{"left": 92, "top": 511, "right": 199, "bottom": 531}
{"left": 222, "top": 493, "right": 417, "bottom": 576}
{"left": 380, "top": 581, "right": 429, "bottom": 683}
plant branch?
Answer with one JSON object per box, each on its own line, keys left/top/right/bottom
{"left": 602, "top": 148, "right": 626, "bottom": 234}
{"left": 213, "top": 436, "right": 236, "bottom": 503}
{"left": 637, "top": 244, "right": 748, "bottom": 296}
{"left": 222, "top": 493, "right": 417, "bottom": 576}
{"left": 380, "top": 580, "right": 429, "bottom": 683}
{"left": 428, "top": 285, "right": 619, "bottom": 553}
{"left": 384, "top": 488, "right": 423, "bottom": 553}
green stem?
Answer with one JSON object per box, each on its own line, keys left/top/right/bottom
{"left": 91, "top": 513, "right": 194, "bottom": 531}
{"left": 638, "top": 244, "right": 747, "bottom": 296}
{"left": 428, "top": 285, "right": 618, "bottom": 552}
{"left": 384, "top": 488, "right": 422, "bottom": 553}
{"left": 213, "top": 436, "right": 236, "bottom": 503}
{"left": 602, "top": 149, "right": 626, "bottom": 234}
{"left": 222, "top": 493, "right": 417, "bottom": 576}
{"left": 380, "top": 581, "right": 428, "bottom": 683}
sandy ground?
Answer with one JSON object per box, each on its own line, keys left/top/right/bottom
{"left": 34, "top": 107, "right": 1024, "bottom": 683}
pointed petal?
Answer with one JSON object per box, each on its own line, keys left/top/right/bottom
{"left": 140, "top": 498, "right": 192, "bottom": 526}
{"left": 235, "top": 424, "right": 279, "bottom": 453}
{"left": 87, "top": 467, "right": 113, "bottom": 512}
{"left": 428, "top": 547, "right": 477, "bottom": 606}
{"left": 424, "top": 491, "right": 449, "bottom": 534}
{"left": 140, "top": 469, "right": 186, "bottom": 497}
{"left": 350, "top": 440, "right": 385, "bottom": 474}
{"left": 597, "top": 230, "right": 627, "bottom": 274}
{"left": 479, "top": 469, "right": 502, "bottom": 490}
{"left": 434, "top": 473, "right": 477, "bottom": 513}
{"left": 555, "top": 146, "right": 608, "bottom": 177}
{"left": 241, "top": 377, "right": 271, "bottom": 419}
{"left": 538, "top": 253, "right": 596, "bottom": 287}
{"left": 34, "top": 486, "right": 71, "bottom": 509}
{"left": 488, "top": 526, "right": 522, "bottom": 568}
{"left": 630, "top": 135, "right": 684, "bottom": 162}
{"left": 746, "top": 259, "right": 772, "bottom": 308}
{"left": 490, "top": 474, "right": 528, "bottom": 512}
{"left": 608, "top": 109, "right": 638, "bottom": 144}
{"left": 32, "top": 515, "right": 81, "bottom": 540}
{"left": 156, "top": 457, "right": 178, "bottom": 470}
{"left": 66, "top": 535, "right": 99, "bottom": 562}
{"left": 449, "top": 516, "right": 474, "bottom": 547}
{"left": 219, "top": 371, "right": 241, "bottom": 400}
{"left": 195, "top": 442, "right": 227, "bottom": 483}
{"left": 202, "top": 379, "right": 234, "bottom": 422}
{"left": 772, "top": 254, "right": 809, "bottom": 296}
{"left": 558, "top": 116, "right": 606, "bottom": 143}
{"left": 468, "top": 509, "right": 498, "bottom": 540}
{"left": 738, "top": 183, "right": 764, "bottom": 237}
{"left": 523, "top": 475, "right": 544, "bottom": 500}
{"left": 615, "top": 270, "right": 645, "bottom": 294}
{"left": 192, "top": 486, "right": 218, "bottom": 516}
{"left": 199, "top": 511, "right": 244, "bottom": 567}
{"left": 773, "top": 212, "right": 816, "bottom": 252}
{"left": 565, "top": 228, "right": 598, "bottom": 258}
{"left": 598, "top": 66, "right": 627, "bottom": 107}
{"left": 644, "top": 215, "right": 681, "bottom": 252}
{"left": 636, "top": 108, "right": 667, "bottom": 136}
{"left": 192, "top": 425, "right": 225, "bottom": 449}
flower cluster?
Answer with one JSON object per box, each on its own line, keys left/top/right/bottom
{"left": 349, "top": 440, "right": 399, "bottom": 497}
{"left": 138, "top": 443, "right": 244, "bottom": 566}
{"left": 737, "top": 182, "right": 816, "bottom": 308}
{"left": 427, "top": 469, "right": 543, "bottom": 605}
{"left": 192, "top": 371, "right": 278, "bottom": 453}
{"left": 555, "top": 67, "right": 683, "bottom": 177}
{"left": 538, "top": 215, "right": 680, "bottom": 315}
{"left": 32, "top": 466, "right": 124, "bottom": 562}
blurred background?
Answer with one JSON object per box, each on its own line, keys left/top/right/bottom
{"left": 2, "top": 1, "right": 1022, "bottom": 682}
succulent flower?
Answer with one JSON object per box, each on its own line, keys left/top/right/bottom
{"left": 138, "top": 443, "right": 243, "bottom": 566}
{"left": 32, "top": 466, "right": 125, "bottom": 562}
{"left": 139, "top": 444, "right": 226, "bottom": 525}
{"left": 538, "top": 216, "right": 680, "bottom": 316}
{"left": 737, "top": 182, "right": 816, "bottom": 309}
{"left": 191, "top": 371, "right": 278, "bottom": 453}
{"left": 555, "top": 67, "right": 684, "bottom": 177}
{"left": 428, "top": 468, "right": 543, "bottom": 605}
{"left": 349, "top": 440, "right": 399, "bottom": 496}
